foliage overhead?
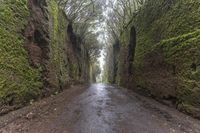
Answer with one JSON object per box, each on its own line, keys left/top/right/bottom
{"left": 57, "top": 0, "right": 104, "bottom": 62}
{"left": 105, "top": 0, "right": 145, "bottom": 41}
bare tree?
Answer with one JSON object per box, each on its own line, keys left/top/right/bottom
{"left": 106, "top": 0, "right": 145, "bottom": 41}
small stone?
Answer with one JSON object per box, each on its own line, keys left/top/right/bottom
{"left": 26, "top": 112, "right": 35, "bottom": 119}
{"left": 170, "top": 128, "right": 176, "bottom": 133}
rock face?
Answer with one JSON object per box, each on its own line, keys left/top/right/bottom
{"left": 0, "top": 0, "right": 90, "bottom": 111}
{"left": 107, "top": 0, "right": 200, "bottom": 118}
{"left": 25, "top": 0, "right": 50, "bottom": 96}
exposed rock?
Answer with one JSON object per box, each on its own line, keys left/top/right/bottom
{"left": 25, "top": 112, "right": 36, "bottom": 120}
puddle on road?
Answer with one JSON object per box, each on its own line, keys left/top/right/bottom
{"left": 89, "top": 83, "right": 109, "bottom": 97}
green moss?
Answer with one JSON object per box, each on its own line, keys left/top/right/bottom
{"left": 178, "top": 103, "right": 200, "bottom": 118}
{"left": 134, "top": 0, "right": 200, "bottom": 62}
{"left": 0, "top": 0, "right": 42, "bottom": 105}
{"left": 0, "top": 0, "right": 88, "bottom": 106}
{"left": 134, "top": 29, "right": 200, "bottom": 116}
{"left": 157, "top": 30, "right": 200, "bottom": 109}
{"left": 48, "top": 0, "right": 70, "bottom": 89}
{"left": 130, "top": 0, "right": 200, "bottom": 116}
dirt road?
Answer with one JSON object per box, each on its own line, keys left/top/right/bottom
{"left": 0, "top": 84, "right": 200, "bottom": 133}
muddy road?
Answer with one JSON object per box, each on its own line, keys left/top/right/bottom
{"left": 0, "top": 84, "right": 200, "bottom": 133}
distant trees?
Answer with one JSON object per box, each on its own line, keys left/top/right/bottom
{"left": 90, "top": 62, "right": 101, "bottom": 82}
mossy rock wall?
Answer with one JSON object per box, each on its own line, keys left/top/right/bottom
{"left": 48, "top": 0, "right": 70, "bottom": 92}
{"left": 0, "top": 0, "right": 90, "bottom": 111}
{"left": 0, "top": 0, "right": 42, "bottom": 106}
{"left": 108, "top": 0, "right": 200, "bottom": 118}
{"left": 132, "top": 0, "right": 200, "bottom": 118}
{"left": 48, "top": 0, "right": 89, "bottom": 93}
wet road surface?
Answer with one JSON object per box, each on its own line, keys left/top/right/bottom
{"left": 0, "top": 84, "right": 200, "bottom": 133}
